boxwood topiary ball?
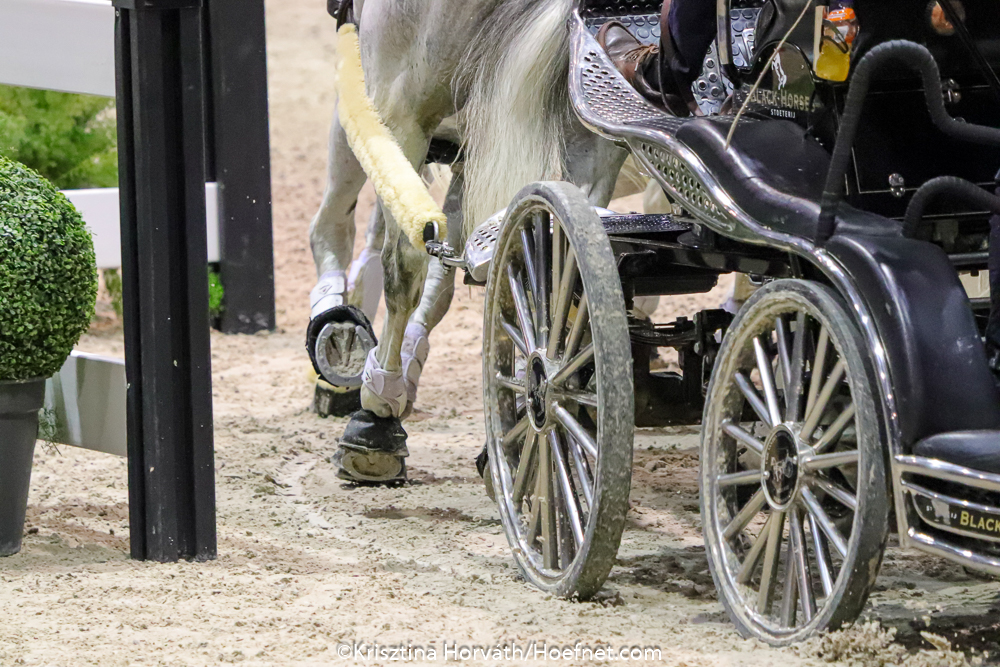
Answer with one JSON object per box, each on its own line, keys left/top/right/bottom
{"left": 0, "top": 156, "right": 97, "bottom": 382}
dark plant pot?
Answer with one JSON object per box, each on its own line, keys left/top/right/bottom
{"left": 0, "top": 379, "right": 45, "bottom": 557}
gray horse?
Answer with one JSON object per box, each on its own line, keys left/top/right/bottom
{"left": 307, "top": 0, "right": 627, "bottom": 483}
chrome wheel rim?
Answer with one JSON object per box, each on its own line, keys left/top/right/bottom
{"left": 486, "top": 205, "right": 602, "bottom": 582}
{"left": 704, "top": 289, "right": 866, "bottom": 636}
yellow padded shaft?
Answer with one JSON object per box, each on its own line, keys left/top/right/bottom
{"left": 335, "top": 24, "right": 447, "bottom": 251}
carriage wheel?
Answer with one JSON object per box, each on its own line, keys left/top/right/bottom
{"left": 701, "top": 279, "right": 889, "bottom": 644}
{"left": 483, "top": 182, "right": 633, "bottom": 598}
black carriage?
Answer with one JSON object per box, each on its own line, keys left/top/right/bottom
{"left": 454, "top": 0, "right": 1000, "bottom": 645}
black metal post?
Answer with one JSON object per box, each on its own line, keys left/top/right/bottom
{"left": 205, "top": 0, "right": 276, "bottom": 334}
{"left": 114, "top": 0, "right": 217, "bottom": 562}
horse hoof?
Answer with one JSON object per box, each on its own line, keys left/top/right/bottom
{"left": 475, "top": 443, "right": 495, "bottom": 502}
{"left": 312, "top": 380, "right": 362, "bottom": 418}
{"left": 334, "top": 410, "right": 409, "bottom": 484}
{"left": 333, "top": 447, "right": 407, "bottom": 484}
{"left": 306, "top": 305, "right": 376, "bottom": 387}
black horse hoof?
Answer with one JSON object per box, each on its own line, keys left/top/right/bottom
{"left": 306, "top": 304, "right": 376, "bottom": 388}
{"left": 333, "top": 410, "right": 409, "bottom": 484}
{"left": 476, "top": 443, "right": 495, "bottom": 501}
{"left": 312, "top": 380, "right": 362, "bottom": 418}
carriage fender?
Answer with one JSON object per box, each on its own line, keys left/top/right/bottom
{"left": 824, "top": 233, "right": 1000, "bottom": 449}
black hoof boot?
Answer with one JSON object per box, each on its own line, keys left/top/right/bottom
{"left": 333, "top": 410, "right": 409, "bottom": 484}
{"left": 476, "top": 443, "right": 495, "bottom": 502}
{"left": 312, "top": 380, "right": 362, "bottom": 418}
{"left": 306, "top": 304, "right": 377, "bottom": 389}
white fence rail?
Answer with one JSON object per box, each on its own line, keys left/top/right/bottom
{"left": 63, "top": 184, "right": 221, "bottom": 268}
{"left": 0, "top": 0, "right": 115, "bottom": 97}
{"left": 0, "top": 0, "right": 221, "bottom": 269}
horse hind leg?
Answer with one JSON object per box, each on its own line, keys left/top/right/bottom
{"left": 308, "top": 104, "right": 380, "bottom": 418}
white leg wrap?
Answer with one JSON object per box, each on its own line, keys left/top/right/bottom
{"left": 362, "top": 348, "right": 408, "bottom": 418}
{"left": 310, "top": 270, "right": 347, "bottom": 319}
{"left": 348, "top": 247, "right": 383, "bottom": 322}
{"left": 400, "top": 322, "right": 430, "bottom": 408}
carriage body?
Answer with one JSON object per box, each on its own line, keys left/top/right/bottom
{"left": 468, "top": 0, "right": 1000, "bottom": 644}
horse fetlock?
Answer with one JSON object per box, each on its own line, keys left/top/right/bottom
{"left": 361, "top": 348, "right": 409, "bottom": 418}
{"left": 310, "top": 270, "right": 348, "bottom": 317}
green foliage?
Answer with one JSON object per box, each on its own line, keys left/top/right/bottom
{"left": 0, "top": 86, "right": 117, "bottom": 190}
{"left": 0, "top": 157, "right": 97, "bottom": 381}
{"left": 102, "top": 268, "right": 124, "bottom": 318}
{"left": 208, "top": 267, "right": 225, "bottom": 320}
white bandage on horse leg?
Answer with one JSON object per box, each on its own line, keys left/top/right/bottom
{"left": 400, "top": 322, "right": 430, "bottom": 408}
{"left": 310, "top": 270, "right": 348, "bottom": 319}
{"left": 348, "top": 246, "right": 383, "bottom": 322}
{"left": 362, "top": 348, "right": 408, "bottom": 418}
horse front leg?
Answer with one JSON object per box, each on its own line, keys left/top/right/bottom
{"left": 399, "top": 167, "right": 463, "bottom": 415}
{"left": 333, "top": 228, "right": 428, "bottom": 485}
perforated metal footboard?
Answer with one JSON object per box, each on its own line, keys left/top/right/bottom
{"left": 569, "top": 13, "right": 746, "bottom": 235}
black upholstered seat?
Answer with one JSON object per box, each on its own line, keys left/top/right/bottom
{"left": 676, "top": 117, "right": 831, "bottom": 239}
{"left": 913, "top": 431, "right": 1000, "bottom": 476}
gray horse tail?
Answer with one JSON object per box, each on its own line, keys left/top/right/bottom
{"left": 457, "top": 0, "right": 574, "bottom": 232}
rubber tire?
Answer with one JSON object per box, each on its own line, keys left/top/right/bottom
{"left": 700, "top": 279, "right": 889, "bottom": 645}
{"left": 483, "top": 181, "right": 634, "bottom": 599}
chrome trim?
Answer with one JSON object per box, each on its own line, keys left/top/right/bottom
{"left": 907, "top": 527, "right": 1000, "bottom": 577}
{"left": 902, "top": 478, "right": 1000, "bottom": 544}
{"left": 896, "top": 455, "right": 1000, "bottom": 493}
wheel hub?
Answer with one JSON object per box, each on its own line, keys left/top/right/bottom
{"left": 526, "top": 353, "right": 550, "bottom": 431}
{"left": 761, "top": 424, "right": 802, "bottom": 510}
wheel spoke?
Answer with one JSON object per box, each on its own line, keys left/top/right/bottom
{"left": 551, "top": 343, "right": 594, "bottom": 387}
{"left": 804, "top": 326, "right": 830, "bottom": 424}
{"left": 564, "top": 295, "right": 589, "bottom": 361}
{"left": 496, "top": 372, "right": 526, "bottom": 394}
{"left": 775, "top": 315, "right": 793, "bottom": 391}
{"left": 801, "top": 449, "right": 858, "bottom": 472}
{"left": 551, "top": 388, "right": 598, "bottom": 407}
{"left": 501, "top": 318, "right": 528, "bottom": 356}
{"left": 512, "top": 431, "right": 538, "bottom": 508}
{"left": 736, "top": 512, "right": 774, "bottom": 584}
{"left": 722, "top": 419, "right": 765, "bottom": 455}
{"left": 801, "top": 487, "right": 848, "bottom": 558}
{"left": 547, "top": 251, "right": 578, "bottom": 357}
{"left": 780, "top": 528, "right": 799, "bottom": 627}
{"left": 808, "top": 513, "right": 835, "bottom": 597}
{"left": 812, "top": 403, "right": 856, "bottom": 454}
{"left": 520, "top": 227, "right": 538, "bottom": 300}
{"left": 757, "top": 509, "right": 786, "bottom": 613}
{"left": 537, "top": 426, "right": 557, "bottom": 569}
{"left": 718, "top": 469, "right": 761, "bottom": 487}
{"left": 735, "top": 372, "right": 773, "bottom": 428}
{"left": 507, "top": 265, "right": 537, "bottom": 351}
{"left": 567, "top": 434, "right": 594, "bottom": 509}
{"left": 552, "top": 220, "right": 562, "bottom": 324}
{"left": 753, "top": 336, "right": 782, "bottom": 426}
{"left": 553, "top": 405, "right": 598, "bottom": 459}
{"left": 723, "top": 489, "right": 767, "bottom": 540}
{"left": 810, "top": 475, "right": 858, "bottom": 510}
{"left": 502, "top": 416, "right": 530, "bottom": 452}
{"left": 786, "top": 311, "right": 807, "bottom": 421}
{"left": 789, "top": 508, "right": 815, "bottom": 622}
{"left": 550, "top": 430, "right": 585, "bottom": 549}
{"left": 533, "top": 211, "right": 550, "bottom": 342}
{"left": 801, "top": 359, "right": 846, "bottom": 442}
